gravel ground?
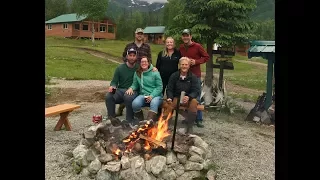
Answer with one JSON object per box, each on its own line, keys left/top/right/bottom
{"left": 45, "top": 79, "right": 274, "bottom": 180}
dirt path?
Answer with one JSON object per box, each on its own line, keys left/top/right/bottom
{"left": 45, "top": 78, "right": 274, "bottom": 180}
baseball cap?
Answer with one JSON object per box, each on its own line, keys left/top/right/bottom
{"left": 182, "top": 29, "right": 191, "bottom": 35}
{"left": 127, "top": 48, "right": 137, "bottom": 55}
{"left": 135, "top": 28, "right": 144, "bottom": 34}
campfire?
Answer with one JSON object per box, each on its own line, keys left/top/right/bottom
{"left": 72, "top": 111, "right": 213, "bottom": 180}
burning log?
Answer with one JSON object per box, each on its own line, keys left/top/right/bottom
{"left": 139, "top": 134, "right": 166, "bottom": 149}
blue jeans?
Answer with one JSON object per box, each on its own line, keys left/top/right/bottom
{"left": 196, "top": 77, "right": 202, "bottom": 122}
{"left": 105, "top": 88, "right": 138, "bottom": 122}
{"left": 132, "top": 95, "right": 163, "bottom": 113}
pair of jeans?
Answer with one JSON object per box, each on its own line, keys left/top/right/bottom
{"left": 105, "top": 88, "right": 138, "bottom": 122}
{"left": 196, "top": 77, "right": 203, "bottom": 122}
{"left": 132, "top": 95, "right": 163, "bottom": 113}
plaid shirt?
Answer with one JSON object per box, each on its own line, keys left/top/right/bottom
{"left": 122, "top": 42, "right": 152, "bottom": 63}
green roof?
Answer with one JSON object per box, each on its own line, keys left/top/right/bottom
{"left": 143, "top": 26, "right": 165, "bottom": 34}
{"left": 248, "top": 40, "right": 275, "bottom": 60}
{"left": 45, "top": 13, "right": 87, "bottom": 24}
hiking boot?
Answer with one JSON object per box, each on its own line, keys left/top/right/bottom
{"left": 109, "top": 117, "right": 122, "bottom": 126}
{"left": 185, "top": 111, "right": 197, "bottom": 134}
{"left": 116, "top": 104, "right": 125, "bottom": 117}
{"left": 134, "top": 110, "right": 144, "bottom": 121}
{"left": 146, "top": 111, "right": 158, "bottom": 121}
{"left": 196, "top": 121, "right": 204, "bottom": 128}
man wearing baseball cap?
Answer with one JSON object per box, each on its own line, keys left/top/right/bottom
{"left": 106, "top": 48, "right": 139, "bottom": 125}
{"left": 117, "top": 28, "right": 154, "bottom": 117}
{"left": 122, "top": 28, "right": 152, "bottom": 64}
{"left": 179, "top": 28, "right": 209, "bottom": 128}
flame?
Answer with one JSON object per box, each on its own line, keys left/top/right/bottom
{"left": 147, "top": 112, "right": 172, "bottom": 143}
{"left": 122, "top": 111, "right": 173, "bottom": 152}
{"left": 111, "top": 144, "right": 122, "bottom": 156}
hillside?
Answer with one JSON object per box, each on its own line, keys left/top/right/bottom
{"left": 250, "top": 0, "right": 275, "bottom": 21}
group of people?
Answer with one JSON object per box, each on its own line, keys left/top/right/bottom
{"left": 105, "top": 28, "right": 209, "bottom": 134}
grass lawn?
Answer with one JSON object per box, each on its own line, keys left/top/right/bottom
{"left": 46, "top": 46, "right": 118, "bottom": 80}
{"left": 45, "top": 37, "right": 268, "bottom": 93}
{"left": 46, "top": 37, "right": 164, "bottom": 64}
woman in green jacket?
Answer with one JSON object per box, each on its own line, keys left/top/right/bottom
{"left": 125, "top": 56, "right": 163, "bottom": 121}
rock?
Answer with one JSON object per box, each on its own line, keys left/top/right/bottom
{"left": 202, "top": 159, "right": 213, "bottom": 170}
{"left": 96, "top": 169, "right": 112, "bottom": 180}
{"left": 172, "top": 163, "right": 184, "bottom": 176}
{"left": 166, "top": 151, "right": 178, "bottom": 165}
{"left": 189, "top": 134, "right": 208, "bottom": 147}
{"left": 184, "top": 161, "right": 203, "bottom": 171}
{"left": 189, "top": 146, "right": 205, "bottom": 158}
{"left": 130, "top": 156, "right": 145, "bottom": 170}
{"left": 98, "top": 153, "right": 113, "bottom": 163}
{"left": 176, "top": 171, "right": 201, "bottom": 180}
{"left": 120, "top": 168, "right": 135, "bottom": 180}
{"left": 121, "top": 155, "right": 130, "bottom": 170}
{"left": 159, "top": 167, "right": 177, "bottom": 180}
{"left": 73, "top": 145, "right": 89, "bottom": 167}
{"left": 137, "top": 169, "right": 157, "bottom": 180}
{"left": 80, "top": 168, "right": 90, "bottom": 177}
{"left": 102, "top": 161, "right": 121, "bottom": 172}
{"left": 206, "top": 169, "right": 216, "bottom": 180}
{"left": 87, "top": 158, "right": 102, "bottom": 174}
{"left": 189, "top": 154, "right": 204, "bottom": 163}
{"left": 177, "top": 153, "right": 187, "bottom": 164}
{"left": 86, "top": 149, "right": 97, "bottom": 162}
{"left": 149, "top": 155, "right": 167, "bottom": 175}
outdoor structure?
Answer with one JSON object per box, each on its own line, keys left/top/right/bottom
{"left": 143, "top": 26, "right": 165, "bottom": 44}
{"left": 248, "top": 40, "right": 275, "bottom": 109}
{"left": 213, "top": 43, "right": 250, "bottom": 56}
{"left": 45, "top": 13, "right": 116, "bottom": 40}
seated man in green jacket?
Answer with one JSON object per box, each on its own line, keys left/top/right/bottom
{"left": 105, "top": 48, "right": 139, "bottom": 124}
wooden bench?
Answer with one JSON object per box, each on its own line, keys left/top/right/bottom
{"left": 45, "top": 104, "right": 81, "bottom": 131}
{"left": 179, "top": 104, "right": 204, "bottom": 111}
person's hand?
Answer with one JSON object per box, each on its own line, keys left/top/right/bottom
{"left": 108, "top": 86, "right": 115, "bottom": 92}
{"left": 182, "top": 96, "right": 189, "bottom": 104}
{"left": 145, "top": 96, "right": 153, "bottom": 103}
{"left": 190, "top": 59, "right": 195, "bottom": 65}
{"left": 125, "top": 88, "right": 133, "bottom": 95}
{"left": 152, "top": 67, "right": 158, "bottom": 72}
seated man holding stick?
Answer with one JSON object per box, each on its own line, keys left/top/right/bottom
{"left": 162, "top": 57, "right": 200, "bottom": 134}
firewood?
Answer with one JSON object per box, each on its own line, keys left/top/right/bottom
{"left": 139, "top": 134, "right": 166, "bottom": 149}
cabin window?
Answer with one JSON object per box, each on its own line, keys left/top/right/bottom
{"left": 82, "top": 24, "right": 89, "bottom": 31}
{"left": 74, "top": 24, "right": 80, "bottom": 30}
{"left": 108, "top": 25, "right": 114, "bottom": 33}
{"left": 63, "top": 23, "right": 68, "bottom": 29}
{"left": 100, "top": 25, "right": 106, "bottom": 32}
{"left": 47, "top": 24, "right": 52, "bottom": 30}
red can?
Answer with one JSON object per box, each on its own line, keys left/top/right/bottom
{"left": 92, "top": 114, "right": 102, "bottom": 124}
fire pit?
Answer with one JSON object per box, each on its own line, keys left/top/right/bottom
{"left": 72, "top": 112, "right": 213, "bottom": 180}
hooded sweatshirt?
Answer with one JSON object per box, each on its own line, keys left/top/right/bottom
{"left": 130, "top": 64, "right": 163, "bottom": 98}
{"left": 179, "top": 42, "right": 209, "bottom": 77}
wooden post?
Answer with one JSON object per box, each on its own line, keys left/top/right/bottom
{"left": 171, "top": 98, "right": 181, "bottom": 151}
{"left": 265, "top": 58, "right": 274, "bottom": 109}
{"left": 218, "top": 51, "right": 225, "bottom": 90}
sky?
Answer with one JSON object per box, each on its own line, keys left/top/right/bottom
{"left": 139, "top": 0, "right": 168, "bottom": 3}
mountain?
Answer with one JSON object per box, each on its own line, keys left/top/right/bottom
{"left": 107, "top": 0, "right": 165, "bottom": 20}
{"left": 250, "top": 0, "right": 275, "bottom": 21}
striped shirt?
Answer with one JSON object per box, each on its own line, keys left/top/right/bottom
{"left": 122, "top": 42, "right": 152, "bottom": 63}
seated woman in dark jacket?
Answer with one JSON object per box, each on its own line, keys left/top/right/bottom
{"left": 162, "top": 57, "right": 200, "bottom": 134}
{"left": 155, "top": 37, "right": 182, "bottom": 95}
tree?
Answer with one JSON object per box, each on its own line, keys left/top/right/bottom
{"left": 165, "top": 0, "right": 257, "bottom": 105}
{"left": 45, "top": 0, "right": 69, "bottom": 21}
{"left": 71, "top": 0, "right": 109, "bottom": 45}
{"left": 252, "top": 19, "right": 275, "bottom": 40}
